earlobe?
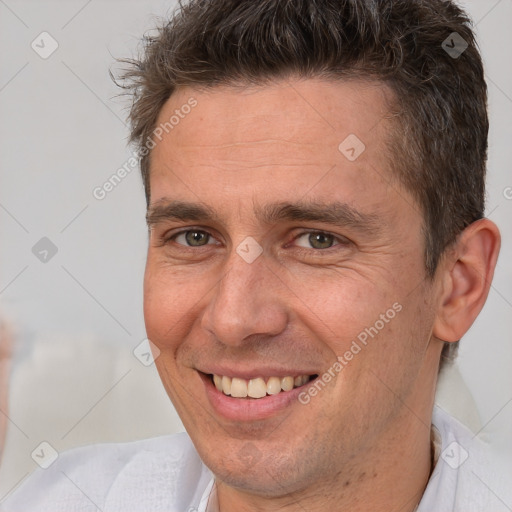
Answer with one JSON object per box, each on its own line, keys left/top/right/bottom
{"left": 433, "top": 219, "right": 501, "bottom": 343}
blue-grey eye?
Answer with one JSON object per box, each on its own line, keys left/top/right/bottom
{"left": 175, "top": 230, "right": 211, "bottom": 246}
{"left": 296, "top": 232, "right": 336, "bottom": 249}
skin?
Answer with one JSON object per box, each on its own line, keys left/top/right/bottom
{"left": 144, "top": 78, "right": 500, "bottom": 512}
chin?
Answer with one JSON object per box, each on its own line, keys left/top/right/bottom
{"left": 197, "top": 437, "right": 315, "bottom": 498}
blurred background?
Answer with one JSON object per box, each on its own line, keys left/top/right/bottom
{"left": 0, "top": 0, "right": 511, "bottom": 500}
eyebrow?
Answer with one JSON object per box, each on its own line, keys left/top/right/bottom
{"left": 146, "top": 199, "right": 381, "bottom": 235}
{"left": 147, "top": 200, "right": 219, "bottom": 226}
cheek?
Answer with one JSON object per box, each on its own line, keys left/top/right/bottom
{"left": 301, "top": 272, "right": 426, "bottom": 380}
{"left": 293, "top": 271, "right": 396, "bottom": 346}
{"left": 143, "top": 262, "right": 205, "bottom": 348}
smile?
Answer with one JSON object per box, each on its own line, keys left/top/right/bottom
{"left": 211, "top": 374, "right": 316, "bottom": 399}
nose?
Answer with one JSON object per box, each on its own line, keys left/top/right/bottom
{"left": 200, "top": 248, "right": 288, "bottom": 346}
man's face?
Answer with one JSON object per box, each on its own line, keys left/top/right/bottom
{"left": 144, "top": 79, "right": 443, "bottom": 495}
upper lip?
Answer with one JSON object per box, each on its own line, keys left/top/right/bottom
{"left": 197, "top": 365, "right": 319, "bottom": 380}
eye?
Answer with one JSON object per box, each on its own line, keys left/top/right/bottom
{"left": 294, "top": 231, "right": 347, "bottom": 250}
{"left": 171, "top": 229, "right": 215, "bottom": 247}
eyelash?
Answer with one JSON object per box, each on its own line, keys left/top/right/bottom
{"left": 161, "top": 228, "right": 349, "bottom": 251}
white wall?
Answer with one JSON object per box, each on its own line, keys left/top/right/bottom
{"left": 0, "top": 0, "right": 510, "bottom": 498}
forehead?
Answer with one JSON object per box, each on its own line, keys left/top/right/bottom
{"left": 149, "top": 78, "right": 409, "bottom": 222}
{"left": 153, "top": 77, "right": 393, "bottom": 160}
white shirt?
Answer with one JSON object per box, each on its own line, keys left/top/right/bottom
{"left": 2, "top": 406, "right": 509, "bottom": 511}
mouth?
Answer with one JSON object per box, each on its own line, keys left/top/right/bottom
{"left": 211, "top": 373, "right": 318, "bottom": 399}
{"left": 197, "top": 369, "right": 320, "bottom": 421}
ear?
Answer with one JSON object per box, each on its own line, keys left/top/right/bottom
{"left": 433, "top": 218, "right": 501, "bottom": 343}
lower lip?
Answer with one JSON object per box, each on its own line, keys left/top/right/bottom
{"left": 200, "top": 373, "right": 311, "bottom": 422}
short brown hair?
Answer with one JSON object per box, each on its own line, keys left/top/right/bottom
{"left": 115, "top": 0, "right": 489, "bottom": 366}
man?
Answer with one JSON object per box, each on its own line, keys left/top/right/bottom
{"left": 3, "top": 0, "right": 506, "bottom": 510}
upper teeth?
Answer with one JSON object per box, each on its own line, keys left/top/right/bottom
{"left": 213, "top": 374, "right": 311, "bottom": 399}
